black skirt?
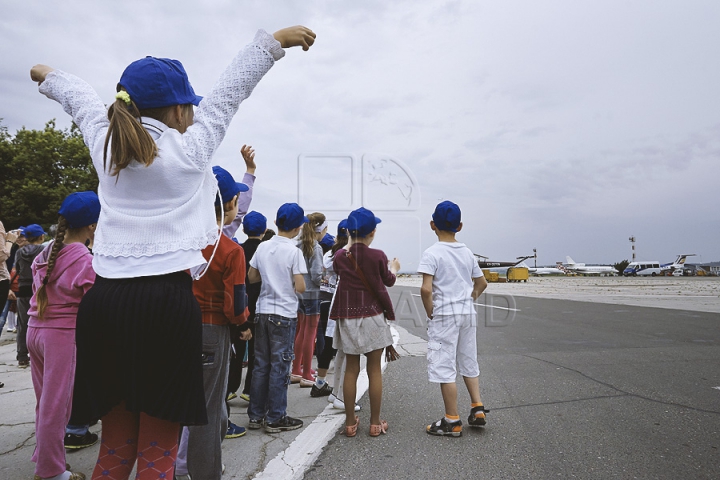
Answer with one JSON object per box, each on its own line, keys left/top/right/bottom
{"left": 73, "top": 271, "right": 207, "bottom": 426}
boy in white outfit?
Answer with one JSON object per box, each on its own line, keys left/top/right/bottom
{"left": 418, "top": 201, "right": 489, "bottom": 437}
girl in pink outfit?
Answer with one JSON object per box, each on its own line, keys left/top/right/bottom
{"left": 27, "top": 191, "right": 100, "bottom": 480}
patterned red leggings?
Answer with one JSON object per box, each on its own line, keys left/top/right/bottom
{"left": 92, "top": 403, "right": 180, "bottom": 480}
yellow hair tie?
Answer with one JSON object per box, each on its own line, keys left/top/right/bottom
{"left": 115, "top": 91, "right": 132, "bottom": 105}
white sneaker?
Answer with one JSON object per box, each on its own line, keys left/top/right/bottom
{"left": 332, "top": 398, "right": 361, "bottom": 412}
{"left": 328, "top": 393, "right": 337, "bottom": 403}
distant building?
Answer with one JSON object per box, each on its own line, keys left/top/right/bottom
{"left": 686, "top": 262, "right": 720, "bottom": 276}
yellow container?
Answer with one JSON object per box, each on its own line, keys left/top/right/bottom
{"left": 507, "top": 267, "right": 529, "bottom": 282}
{"left": 485, "top": 271, "right": 500, "bottom": 282}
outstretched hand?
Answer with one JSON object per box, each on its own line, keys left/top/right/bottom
{"left": 30, "top": 64, "right": 54, "bottom": 85}
{"left": 241, "top": 145, "right": 256, "bottom": 174}
{"left": 273, "top": 26, "right": 316, "bottom": 51}
{"left": 389, "top": 258, "right": 401, "bottom": 274}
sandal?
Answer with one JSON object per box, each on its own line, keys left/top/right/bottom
{"left": 369, "top": 419, "right": 388, "bottom": 437}
{"left": 344, "top": 416, "right": 360, "bottom": 437}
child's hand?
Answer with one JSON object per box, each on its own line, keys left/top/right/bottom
{"left": 241, "top": 145, "right": 256, "bottom": 174}
{"left": 389, "top": 257, "right": 400, "bottom": 274}
{"left": 30, "top": 64, "right": 54, "bottom": 85}
{"left": 273, "top": 26, "right": 316, "bottom": 51}
{"left": 239, "top": 329, "right": 252, "bottom": 341}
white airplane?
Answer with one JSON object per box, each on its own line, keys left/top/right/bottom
{"left": 565, "top": 256, "right": 616, "bottom": 276}
{"left": 660, "top": 254, "right": 696, "bottom": 274}
{"left": 517, "top": 261, "right": 566, "bottom": 276}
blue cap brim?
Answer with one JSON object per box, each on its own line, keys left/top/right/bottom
{"left": 302, "top": 216, "right": 309, "bottom": 224}
{"left": 192, "top": 95, "right": 203, "bottom": 106}
{"left": 236, "top": 182, "right": 249, "bottom": 193}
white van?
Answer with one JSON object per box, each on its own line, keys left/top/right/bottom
{"left": 623, "top": 261, "right": 662, "bottom": 276}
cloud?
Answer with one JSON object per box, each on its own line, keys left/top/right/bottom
{"left": 2, "top": 0, "right": 719, "bottom": 268}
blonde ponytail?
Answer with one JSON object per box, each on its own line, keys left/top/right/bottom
{"left": 300, "top": 212, "right": 325, "bottom": 258}
{"left": 103, "top": 93, "right": 158, "bottom": 177}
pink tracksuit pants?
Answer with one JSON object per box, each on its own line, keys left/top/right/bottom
{"left": 27, "top": 326, "right": 76, "bottom": 479}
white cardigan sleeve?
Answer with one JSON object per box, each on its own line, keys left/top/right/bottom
{"left": 182, "top": 29, "right": 284, "bottom": 170}
{"left": 38, "top": 70, "right": 109, "bottom": 173}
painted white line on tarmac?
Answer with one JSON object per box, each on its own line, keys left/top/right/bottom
{"left": 713, "top": 386, "right": 720, "bottom": 391}
{"left": 410, "top": 293, "right": 521, "bottom": 312}
{"left": 255, "top": 325, "right": 412, "bottom": 479}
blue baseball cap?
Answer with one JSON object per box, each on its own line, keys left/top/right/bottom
{"left": 347, "top": 207, "right": 381, "bottom": 237}
{"left": 118, "top": 57, "right": 203, "bottom": 110}
{"left": 432, "top": 200, "right": 461, "bottom": 232}
{"left": 58, "top": 191, "right": 101, "bottom": 229}
{"left": 213, "top": 166, "right": 249, "bottom": 206}
{"left": 337, "top": 219, "right": 348, "bottom": 238}
{"left": 243, "top": 211, "right": 267, "bottom": 236}
{"left": 276, "top": 203, "right": 309, "bottom": 231}
{"left": 22, "top": 224, "right": 46, "bottom": 238}
{"left": 320, "top": 233, "right": 335, "bottom": 248}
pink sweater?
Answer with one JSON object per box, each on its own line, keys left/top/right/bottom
{"left": 28, "top": 242, "right": 95, "bottom": 329}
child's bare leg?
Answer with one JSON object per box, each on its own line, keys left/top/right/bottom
{"left": 365, "top": 348, "right": 384, "bottom": 425}
{"left": 440, "top": 382, "right": 459, "bottom": 417}
{"left": 463, "top": 375, "right": 483, "bottom": 405}
{"left": 343, "top": 354, "right": 360, "bottom": 426}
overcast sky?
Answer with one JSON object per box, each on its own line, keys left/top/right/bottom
{"left": 2, "top": 1, "right": 719, "bottom": 271}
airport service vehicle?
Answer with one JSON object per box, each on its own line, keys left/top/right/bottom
{"left": 672, "top": 269, "right": 684, "bottom": 277}
{"left": 623, "top": 261, "right": 662, "bottom": 276}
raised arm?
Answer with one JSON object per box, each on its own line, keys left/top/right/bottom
{"left": 183, "top": 26, "right": 315, "bottom": 170}
{"left": 223, "top": 144, "right": 256, "bottom": 238}
{"left": 33, "top": 66, "right": 109, "bottom": 169}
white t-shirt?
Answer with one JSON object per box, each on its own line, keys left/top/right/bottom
{"left": 417, "top": 241, "right": 483, "bottom": 316}
{"left": 250, "top": 235, "right": 308, "bottom": 318}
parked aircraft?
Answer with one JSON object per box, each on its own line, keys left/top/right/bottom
{"left": 660, "top": 254, "right": 696, "bottom": 274}
{"left": 474, "top": 254, "right": 534, "bottom": 269}
{"left": 516, "top": 261, "right": 566, "bottom": 276}
{"left": 564, "top": 256, "right": 616, "bottom": 276}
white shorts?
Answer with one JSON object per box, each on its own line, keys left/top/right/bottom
{"left": 426, "top": 314, "right": 480, "bottom": 383}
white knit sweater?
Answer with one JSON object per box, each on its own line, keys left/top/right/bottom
{"left": 39, "top": 30, "right": 284, "bottom": 278}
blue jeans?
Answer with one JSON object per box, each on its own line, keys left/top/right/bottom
{"left": 247, "top": 314, "right": 297, "bottom": 424}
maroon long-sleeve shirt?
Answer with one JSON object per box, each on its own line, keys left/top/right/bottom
{"left": 329, "top": 243, "right": 396, "bottom": 320}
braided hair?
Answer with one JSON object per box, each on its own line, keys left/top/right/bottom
{"left": 34, "top": 216, "right": 68, "bottom": 319}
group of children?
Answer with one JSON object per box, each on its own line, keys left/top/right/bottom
{"left": 18, "top": 19, "right": 489, "bottom": 480}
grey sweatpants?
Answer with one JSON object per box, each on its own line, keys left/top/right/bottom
{"left": 176, "top": 324, "right": 232, "bottom": 480}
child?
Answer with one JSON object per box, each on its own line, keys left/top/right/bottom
{"left": 330, "top": 208, "right": 400, "bottom": 437}
{"left": 31, "top": 25, "right": 315, "bottom": 480}
{"left": 0, "top": 221, "right": 17, "bottom": 335}
{"left": 247, "top": 203, "right": 308, "bottom": 433}
{"left": 291, "top": 212, "right": 327, "bottom": 387}
{"left": 418, "top": 201, "right": 489, "bottom": 437}
{"left": 27, "top": 191, "right": 100, "bottom": 480}
{"left": 227, "top": 211, "right": 268, "bottom": 403}
{"left": 225, "top": 146, "right": 259, "bottom": 406}
{"left": 178, "top": 167, "right": 251, "bottom": 480}
{"left": 15, "top": 224, "right": 46, "bottom": 368}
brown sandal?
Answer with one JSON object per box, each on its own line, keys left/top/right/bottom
{"left": 344, "top": 415, "right": 360, "bottom": 437}
{"left": 369, "top": 419, "right": 388, "bottom": 437}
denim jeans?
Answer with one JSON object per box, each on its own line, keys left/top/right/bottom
{"left": 247, "top": 314, "right": 297, "bottom": 424}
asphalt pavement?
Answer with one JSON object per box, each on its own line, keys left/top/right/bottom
{"left": 304, "top": 285, "right": 720, "bottom": 480}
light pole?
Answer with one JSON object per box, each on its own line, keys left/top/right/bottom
{"left": 533, "top": 248, "right": 537, "bottom": 268}
{"left": 629, "top": 236, "right": 636, "bottom": 262}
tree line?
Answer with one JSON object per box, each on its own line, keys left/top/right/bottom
{"left": 0, "top": 120, "right": 98, "bottom": 230}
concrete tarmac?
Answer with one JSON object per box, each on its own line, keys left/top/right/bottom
{"left": 305, "top": 286, "right": 720, "bottom": 480}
